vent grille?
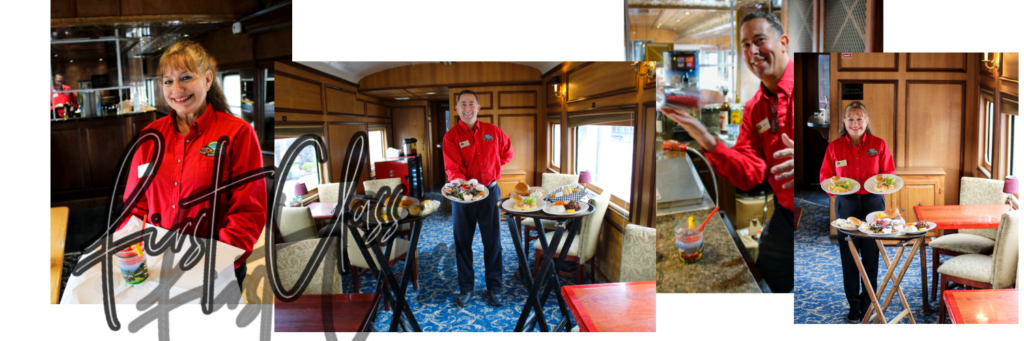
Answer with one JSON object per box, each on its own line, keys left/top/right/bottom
{"left": 788, "top": 0, "right": 815, "bottom": 54}
{"left": 824, "top": 0, "right": 866, "bottom": 52}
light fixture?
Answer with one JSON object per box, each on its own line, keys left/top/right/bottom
{"left": 632, "top": 61, "right": 656, "bottom": 79}
{"left": 686, "top": 11, "right": 690, "bottom": 15}
{"left": 395, "top": 97, "right": 410, "bottom": 100}
{"left": 552, "top": 75, "right": 566, "bottom": 99}
{"left": 69, "top": 60, "right": 73, "bottom": 63}
{"left": 425, "top": 92, "right": 436, "bottom": 95}
{"left": 99, "top": 58, "right": 103, "bottom": 61}
{"left": 65, "top": 31, "right": 69, "bottom": 35}
{"left": 53, "top": 54, "right": 57, "bottom": 57}
{"left": 183, "top": 34, "right": 189, "bottom": 37}
{"left": 982, "top": 52, "right": 1002, "bottom": 71}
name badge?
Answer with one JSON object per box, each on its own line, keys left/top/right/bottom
{"left": 53, "top": 93, "right": 59, "bottom": 98}
{"left": 138, "top": 163, "right": 151, "bottom": 178}
{"left": 459, "top": 140, "right": 470, "bottom": 148}
{"left": 835, "top": 160, "right": 847, "bottom": 167}
{"left": 756, "top": 118, "right": 771, "bottom": 134}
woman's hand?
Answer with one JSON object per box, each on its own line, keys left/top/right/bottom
{"left": 771, "top": 133, "right": 795, "bottom": 189}
{"left": 659, "top": 107, "right": 717, "bottom": 151}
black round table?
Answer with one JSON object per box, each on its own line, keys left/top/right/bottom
{"left": 499, "top": 198, "right": 596, "bottom": 332}
{"left": 839, "top": 228, "right": 927, "bottom": 324}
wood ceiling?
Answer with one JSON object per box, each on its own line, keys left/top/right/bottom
{"left": 628, "top": 0, "right": 777, "bottom": 36}
{"left": 360, "top": 87, "right": 450, "bottom": 101}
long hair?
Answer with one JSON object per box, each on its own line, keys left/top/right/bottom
{"left": 836, "top": 101, "right": 874, "bottom": 138}
{"left": 157, "top": 41, "right": 232, "bottom": 114}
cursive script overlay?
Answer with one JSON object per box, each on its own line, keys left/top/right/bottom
{"left": 71, "top": 129, "right": 272, "bottom": 325}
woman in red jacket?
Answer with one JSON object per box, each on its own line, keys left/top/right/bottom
{"left": 819, "top": 101, "right": 895, "bottom": 322}
{"left": 119, "top": 41, "right": 267, "bottom": 290}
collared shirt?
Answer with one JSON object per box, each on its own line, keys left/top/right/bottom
{"left": 819, "top": 134, "right": 895, "bottom": 196}
{"left": 118, "top": 103, "right": 267, "bottom": 269}
{"left": 703, "top": 60, "right": 796, "bottom": 210}
{"left": 442, "top": 120, "right": 514, "bottom": 185}
{"left": 51, "top": 84, "right": 78, "bottom": 118}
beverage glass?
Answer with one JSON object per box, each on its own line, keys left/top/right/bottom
{"left": 114, "top": 242, "right": 149, "bottom": 285}
{"left": 673, "top": 223, "right": 703, "bottom": 263}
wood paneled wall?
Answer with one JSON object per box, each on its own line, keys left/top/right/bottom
{"left": 274, "top": 62, "right": 392, "bottom": 189}
{"left": 51, "top": 0, "right": 258, "bottom": 18}
{"left": 827, "top": 53, "right": 978, "bottom": 205}
{"left": 542, "top": 62, "right": 657, "bottom": 283}
{"left": 359, "top": 62, "right": 541, "bottom": 90}
{"left": 448, "top": 84, "right": 542, "bottom": 186}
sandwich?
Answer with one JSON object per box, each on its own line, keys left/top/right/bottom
{"left": 831, "top": 176, "right": 841, "bottom": 185}
{"left": 882, "top": 207, "right": 901, "bottom": 219}
{"left": 847, "top": 217, "right": 863, "bottom": 226}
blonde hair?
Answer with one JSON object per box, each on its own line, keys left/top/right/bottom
{"left": 157, "top": 41, "right": 231, "bottom": 114}
{"left": 837, "top": 101, "right": 874, "bottom": 138}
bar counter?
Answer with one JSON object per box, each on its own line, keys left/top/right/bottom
{"left": 656, "top": 205, "right": 762, "bottom": 293}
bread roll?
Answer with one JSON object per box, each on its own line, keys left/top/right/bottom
{"left": 515, "top": 182, "right": 530, "bottom": 196}
{"left": 831, "top": 176, "right": 840, "bottom": 185}
{"left": 883, "top": 207, "right": 900, "bottom": 219}
{"left": 847, "top": 217, "right": 863, "bottom": 225}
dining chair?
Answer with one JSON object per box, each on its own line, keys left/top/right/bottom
{"left": 51, "top": 207, "right": 69, "bottom": 304}
{"left": 362, "top": 178, "right": 412, "bottom": 239}
{"left": 532, "top": 191, "right": 612, "bottom": 284}
{"left": 347, "top": 228, "right": 417, "bottom": 311}
{"left": 937, "top": 209, "right": 1019, "bottom": 323}
{"left": 620, "top": 224, "right": 657, "bottom": 282}
{"left": 275, "top": 237, "right": 346, "bottom": 295}
{"left": 928, "top": 177, "right": 1016, "bottom": 300}
{"left": 279, "top": 207, "right": 321, "bottom": 243}
{"left": 318, "top": 182, "right": 342, "bottom": 203}
{"left": 242, "top": 231, "right": 273, "bottom": 304}
{"left": 522, "top": 173, "right": 580, "bottom": 248}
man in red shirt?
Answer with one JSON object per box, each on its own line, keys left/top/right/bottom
{"left": 51, "top": 71, "right": 78, "bottom": 119}
{"left": 442, "top": 89, "right": 514, "bottom": 307}
{"left": 661, "top": 11, "right": 794, "bottom": 293}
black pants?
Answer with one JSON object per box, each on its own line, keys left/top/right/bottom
{"left": 757, "top": 199, "right": 794, "bottom": 293}
{"left": 452, "top": 183, "right": 503, "bottom": 294}
{"left": 234, "top": 262, "right": 247, "bottom": 291}
{"left": 836, "top": 194, "right": 883, "bottom": 312}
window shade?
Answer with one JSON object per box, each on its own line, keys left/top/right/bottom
{"left": 275, "top": 126, "right": 324, "bottom": 139}
{"left": 1002, "top": 95, "right": 1018, "bottom": 116}
{"left": 549, "top": 111, "right": 634, "bottom": 127}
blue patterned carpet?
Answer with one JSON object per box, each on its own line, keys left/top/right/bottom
{"left": 794, "top": 197, "right": 952, "bottom": 324}
{"left": 341, "top": 193, "right": 585, "bottom": 332}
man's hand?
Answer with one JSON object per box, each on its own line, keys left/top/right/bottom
{"left": 771, "top": 133, "right": 795, "bottom": 189}
{"left": 659, "top": 107, "right": 717, "bottom": 151}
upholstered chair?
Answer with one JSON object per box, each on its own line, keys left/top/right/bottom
{"left": 532, "top": 191, "right": 612, "bottom": 284}
{"left": 362, "top": 179, "right": 412, "bottom": 238}
{"left": 347, "top": 227, "right": 417, "bottom": 311}
{"left": 278, "top": 207, "right": 320, "bottom": 243}
{"left": 318, "top": 183, "right": 341, "bottom": 203}
{"left": 938, "top": 209, "right": 1019, "bottom": 323}
{"left": 619, "top": 224, "right": 657, "bottom": 282}
{"left": 522, "top": 173, "right": 581, "bottom": 248}
{"left": 929, "top": 177, "right": 1014, "bottom": 300}
{"left": 274, "top": 237, "right": 346, "bottom": 296}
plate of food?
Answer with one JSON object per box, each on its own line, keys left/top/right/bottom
{"left": 860, "top": 218, "right": 902, "bottom": 237}
{"left": 408, "top": 200, "right": 441, "bottom": 216}
{"left": 864, "top": 174, "right": 903, "bottom": 195}
{"left": 821, "top": 176, "right": 860, "bottom": 195}
{"left": 502, "top": 196, "right": 546, "bottom": 212}
{"left": 866, "top": 208, "right": 905, "bottom": 225}
{"left": 901, "top": 221, "right": 937, "bottom": 235}
{"left": 369, "top": 207, "right": 408, "bottom": 224}
{"left": 442, "top": 179, "right": 490, "bottom": 203}
{"left": 543, "top": 200, "right": 590, "bottom": 216}
{"left": 831, "top": 217, "right": 865, "bottom": 232}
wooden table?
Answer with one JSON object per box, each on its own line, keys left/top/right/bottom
{"left": 502, "top": 198, "right": 595, "bottom": 332}
{"left": 306, "top": 201, "right": 336, "bottom": 220}
{"left": 561, "top": 281, "right": 656, "bottom": 332}
{"left": 943, "top": 289, "right": 1019, "bottom": 324}
{"left": 842, "top": 229, "right": 927, "bottom": 324}
{"left": 51, "top": 207, "right": 69, "bottom": 304}
{"left": 914, "top": 204, "right": 1009, "bottom": 313}
{"left": 275, "top": 294, "right": 381, "bottom": 332}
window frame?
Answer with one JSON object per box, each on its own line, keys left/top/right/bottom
{"left": 368, "top": 127, "right": 388, "bottom": 174}
{"left": 979, "top": 87, "right": 996, "bottom": 178}
{"left": 549, "top": 121, "right": 561, "bottom": 172}
{"left": 572, "top": 120, "right": 635, "bottom": 209}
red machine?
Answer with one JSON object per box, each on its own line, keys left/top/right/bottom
{"left": 373, "top": 155, "right": 424, "bottom": 197}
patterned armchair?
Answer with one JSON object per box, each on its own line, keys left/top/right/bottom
{"left": 243, "top": 235, "right": 345, "bottom": 304}
{"left": 531, "top": 191, "right": 612, "bottom": 284}
{"left": 620, "top": 224, "right": 656, "bottom": 282}
{"left": 522, "top": 173, "right": 581, "bottom": 247}
{"left": 938, "top": 209, "right": 1019, "bottom": 323}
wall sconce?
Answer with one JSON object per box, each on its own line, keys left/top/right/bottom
{"left": 552, "top": 75, "right": 566, "bottom": 99}
{"left": 632, "top": 61, "right": 656, "bottom": 79}
{"left": 982, "top": 52, "right": 1002, "bottom": 71}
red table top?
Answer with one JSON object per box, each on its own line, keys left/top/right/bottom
{"left": 943, "top": 289, "right": 1018, "bottom": 324}
{"left": 274, "top": 294, "right": 381, "bottom": 332}
{"left": 561, "top": 281, "right": 656, "bottom": 332}
{"left": 306, "top": 202, "right": 337, "bottom": 220}
{"left": 913, "top": 205, "right": 1009, "bottom": 230}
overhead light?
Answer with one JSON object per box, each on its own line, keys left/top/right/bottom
{"left": 99, "top": 58, "right": 103, "bottom": 61}
{"left": 53, "top": 54, "right": 57, "bottom": 57}
{"left": 676, "top": 19, "right": 680, "bottom": 22}
{"left": 425, "top": 92, "right": 436, "bottom": 95}
{"left": 183, "top": 34, "right": 189, "bottom": 37}
{"left": 65, "top": 31, "right": 69, "bottom": 35}
{"left": 69, "top": 60, "right": 73, "bottom": 63}
{"left": 686, "top": 11, "right": 690, "bottom": 15}
{"left": 395, "top": 97, "right": 410, "bottom": 100}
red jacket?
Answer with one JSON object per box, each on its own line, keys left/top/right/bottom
{"left": 51, "top": 84, "right": 78, "bottom": 118}
{"left": 119, "top": 103, "right": 267, "bottom": 268}
{"left": 442, "top": 120, "right": 514, "bottom": 185}
{"left": 819, "top": 134, "right": 895, "bottom": 196}
{"left": 703, "top": 60, "right": 795, "bottom": 210}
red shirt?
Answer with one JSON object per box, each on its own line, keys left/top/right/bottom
{"left": 819, "top": 134, "right": 895, "bottom": 196}
{"left": 442, "top": 120, "right": 514, "bottom": 185}
{"left": 119, "top": 103, "right": 267, "bottom": 268}
{"left": 703, "top": 60, "right": 795, "bottom": 210}
{"left": 51, "top": 84, "right": 78, "bottom": 118}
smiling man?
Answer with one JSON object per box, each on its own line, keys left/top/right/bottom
{"left": 442, "top": 89, "right": 514, "bottom": 307}
{"left": 661, "top": 11, "right": 795, "bottom": 293}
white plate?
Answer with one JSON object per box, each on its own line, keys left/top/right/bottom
{"left": 864, "top": 174, "right": 904, "bottom": 195}
{"left": 442, "top": 181, "right": 490, "bottom": 204}
{"left": 543, "top": 201, "right": 591, "bottom": 216}
{"left": 865, "top": 211, "right": 905, "bottom": 225}
{"left": 901, "top": 222, "right": 937, "bottom": 235}
{"left": 831, "top": 219, "right": 861, "bottom": 232}
{"left": 821, "top": 177, "right": 860, "bottom": 195}
{"left": 369, "top": 207, "right": 408, "bottom": 223}
{"left": 858, "top": 225, "right": 900, "bottom": 237}
{"left": 501, "top": 198, "right": 547, "bottom": 213}
{"left": 527, "top": 186, "right": 549, "bottom": 201}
